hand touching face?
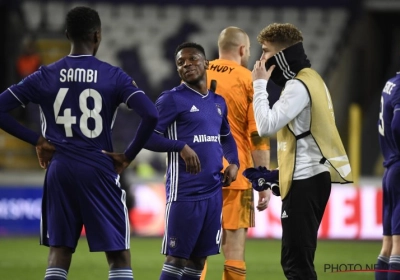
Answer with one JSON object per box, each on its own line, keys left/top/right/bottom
{"left": 252, "top": 41, "right": 282, "bottom": 82}
{"left": 252, "top": 60, "right": 276, "bottom": 82}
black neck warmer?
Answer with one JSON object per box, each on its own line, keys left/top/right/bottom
{"left": 265, "top": 42, "right": 311, "bottom": 87}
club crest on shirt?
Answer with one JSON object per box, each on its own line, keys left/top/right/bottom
{"left": 169, "top": 237, "right": 177, "bottom": 248}
{"left": 215, "top": 103, "right": 222, "bottom": 116}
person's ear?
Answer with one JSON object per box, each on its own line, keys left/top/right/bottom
{"left": 239, "top": 45, "right": 245, "bottom": 57}
{"left": 94, "top": 31, "right": 100, "bottom": 44}
{"left": 65, "top": 30, "right": 70, "bottom": 40}
{"left": 204, "top": 59, "right": 209, "bottom": 70}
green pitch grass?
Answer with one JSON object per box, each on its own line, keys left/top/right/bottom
{"left": 0, "top": 237, "right": 380, "bottom": 279}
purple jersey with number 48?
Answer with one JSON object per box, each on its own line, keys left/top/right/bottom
{"left": 8, "top": 54, "right": 142, "bottom": 171}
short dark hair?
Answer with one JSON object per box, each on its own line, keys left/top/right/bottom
{"left": 175, "top": 42, "right": 206, "bottom": 58}
{"left": 66, "top": 6, "right": 101, "bottom": 42}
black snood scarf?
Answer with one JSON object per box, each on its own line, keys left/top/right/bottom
{"left": 265, "top": 42, "right": 311, "bottom": 87}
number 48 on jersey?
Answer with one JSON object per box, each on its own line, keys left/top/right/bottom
{"left": 54, "top": 88, "right": 103, "bottom": 138}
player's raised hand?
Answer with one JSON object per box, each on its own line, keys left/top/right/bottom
{"left": 252, "top": 59, "right": 275, "bottom": 81}
{"left": 222, "top": 163, "right": 239, "bottom": 187}
{"left": 180, "top": 144, "right": 201, "bottom": 174}
{"left": 102, "top": 150, "right": 131, "bottom": 174}
{"left": 35, "top": 135, "right": 55, "bottom": 169}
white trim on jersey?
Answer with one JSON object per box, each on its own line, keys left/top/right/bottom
{"left": 167, "top": 121, "right": 179, "bottom": 202}
{"left": 161, "top": 121, "right": 179, "bottom": 253}
{"left": 220, "top": 131, "right": 231, "bottom": 137}
{"left": 7, "top": 88, "right": 25, "bottom": 108}
{"left": 39, "top": 105, "right": 47, "bottom": 138}
{"left": 67, "top": 54, "right": 93, "bottom": 58}
{"left": 182, "top": 83, "right": 209, "bottom": 98}
{"left": 110, "top": 107, "right": 118, "bottom": 129}
{"left": 125, "top": 90, "right": 145, "bottom": 107}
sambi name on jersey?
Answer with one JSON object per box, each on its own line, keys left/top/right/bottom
{"left": 60, "top": 68, "right": 98, "bottom": 83}
{"left": 193, "top": 134, "right": 220, "bottom": 143}
{"left": 383, "top": 81, "right": 396, "bottom": 95}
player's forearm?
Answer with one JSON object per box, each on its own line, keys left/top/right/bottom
{"left": 251, "top": 149, "right": 270, "bottom": 169}
{"left": 124, "top": 117, "right": 158, "bottom": 161}
{"left": 124, "top": 94, "right": 159, "bottom": 161}
{"left": 0, "top": 91, "right": 40, "bottom": 145}
{"left": 250, "top": 132, "right": 270, "bottom": 168}
{"left": 250, "top": 131, "right": 270, "bottom": 150}
{"left": 144, "top": 132, "right": 186, "bottom": 153}
{"left": 221, "top": 133, "right": 240, "bottom": 168}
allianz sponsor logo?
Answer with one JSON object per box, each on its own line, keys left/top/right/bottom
{"left": 193, "top": 134, "right": 220, "bottom": 143}
{"left": 0, "top": 198, "right": 42, "bottom": 220}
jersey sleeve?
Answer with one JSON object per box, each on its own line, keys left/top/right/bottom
{"left": 115, "top": 68, "right": 146, "bottom": 107}
{"left": 7, "top": 70, "right": 43, "bottom": 105}
{"left": 243, "top": 78, "right": 258, "bottom": 135}
{"left": 247, "top": 100, "right": 270, "bottom": 151}
{"left": 154, "top": 91, "right": 179, "bottom": 134}
{"left": 220, "top": 98, "right": 231, "bottom": 136}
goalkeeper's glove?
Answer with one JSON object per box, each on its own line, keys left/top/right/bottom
{"left": 263, "top": 181, "right": 280, "bottom": 196}
{"left": 242, "top": 166, "right": 280, "bottom": 196}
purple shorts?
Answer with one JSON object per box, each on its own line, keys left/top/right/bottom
{"left": 383, "top": 161, "right": 400, "bottom": 236}
{"left": 161, "top": 192, "right": 223, "bottom": 259}
{"left": 40, "top": 154, "right": 130, "bottom": 252}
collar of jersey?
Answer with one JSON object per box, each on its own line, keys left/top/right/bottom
{"left": 182, "top": 83, "right": 209, "bottom": 98}
{"left": 67, "top": 54, "right": 93, "bottom": 58}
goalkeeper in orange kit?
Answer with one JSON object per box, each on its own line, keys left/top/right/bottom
{"left": 201, "top": 26, "right": 271, "bottom": 280}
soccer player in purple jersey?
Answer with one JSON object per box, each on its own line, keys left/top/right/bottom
{"left": 142, "top": 42, "right": 239, "bottom": 280}
{"left": 376, "top": 72, "right": 400, "bottom": 280}
{"left": 0, "top": 6, "right": 158, "bottom": 280}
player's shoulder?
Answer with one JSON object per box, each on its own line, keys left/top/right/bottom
{"left": 97, "top": 57, "right": 117, "bottom": 69}
{"left": 40, "top": 57, "right": 65, "bottom": 73}
{"left": 389, "top": 72, "right": 400, "bottom": 84}
{"left": 95, "top": 58, "right": 123, "bottom": 74}
{"left": 383, "top": 73, "right": 400, "bottom": 94}
{"left": 212, "top": 91, "right": 227, "bottom": 104}
{"left": 156, "top": 84, "right": 185, "bottom": 100}
{"left": 164, "top": 83, "right": 186, "bottom": 95}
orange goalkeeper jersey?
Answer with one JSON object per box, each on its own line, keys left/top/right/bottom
{"left": 207, "top": 59, "right": 269, "bottom": 190}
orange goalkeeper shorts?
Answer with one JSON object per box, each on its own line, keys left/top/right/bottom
{"left": 222, "top": 188, "right": 255, "bottom": 230}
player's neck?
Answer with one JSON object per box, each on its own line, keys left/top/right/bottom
{"left": 219, "top": 52, "right": 240, "bottom": 65}
{"left": 69, "top": 42, "right": 95, "bottom": 56}
{"left": 183, "top": 82, "right": 208, "bottom": 95}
